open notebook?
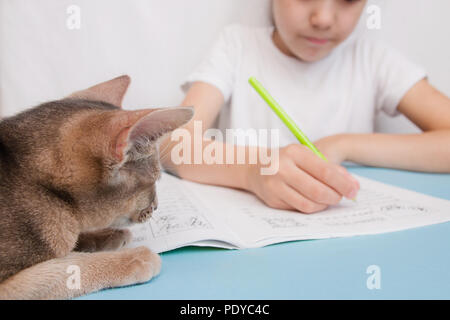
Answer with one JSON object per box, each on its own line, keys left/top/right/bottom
{"left": 127, "top": 172, "right": 450, "bottom": 253}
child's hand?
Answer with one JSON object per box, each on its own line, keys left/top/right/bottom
{"left": 313, "top": 134, "right": 348, "bottom": 165}
{"left": 245, "top": 144, "right": 359, "bottom": 214}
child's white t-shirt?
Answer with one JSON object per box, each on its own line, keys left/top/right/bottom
{"left": 182, "top": 24, "right": 426, "bottom": 147}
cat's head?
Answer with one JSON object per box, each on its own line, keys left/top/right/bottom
{"left": 6, "top": 75, "right": 193, "bottom": 230}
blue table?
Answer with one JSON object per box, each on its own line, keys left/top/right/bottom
{"left": 80, "top": 166, "right": 450, "bottom": 299}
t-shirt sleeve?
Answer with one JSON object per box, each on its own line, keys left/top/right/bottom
{"left": 372, "top": 41, "right": 427, "bottom": 117}
{"left": 181, "top": 25, "right": 241, "bottom": 103}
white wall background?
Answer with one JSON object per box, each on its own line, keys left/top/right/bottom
{"left": 366, "top": 0, "right": 450, "bottom": 133}
{"left": 0, "top": 0, "right": 448, "bottom": 134}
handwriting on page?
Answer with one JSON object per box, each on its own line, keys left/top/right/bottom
{"left": 240, "top": 184, "right": 432, "bottom": 230}
{"left": 150, "top": 179, "right": 213, "bottom": 237}
{"left": 129, "top": 176, "right": 213, "bottom": 244}
{"left": 242, "top": 207, "right": 308, "bottom": 229}
{"left": 347, "top": 186, "right": 429, "bottom": 218}
{"left": 128, "top": 172, "right": 450, "bottom": 252}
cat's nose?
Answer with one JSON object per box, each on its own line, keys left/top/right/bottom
{"left": 136, "top": 195, "right": 158, "bottom": 223}
{"left": 137, "top": 206, "right": 153, "bottom": 223}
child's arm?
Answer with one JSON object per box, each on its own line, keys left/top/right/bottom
{"left": 315, "top": 80, "right": 450, "bottom": 172}
{"left": 160, "top": 81, "right": 250, "bottom": 190}
{"left": 160, "top": 82, "right": 359, "bottom": 213}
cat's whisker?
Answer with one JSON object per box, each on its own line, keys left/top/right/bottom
{"left": 158, "top": 150, "right": 176, "bottom": 165}
{"left": 158, "top": 142, "right": 170, "bottom": 152}
{"left": 158, "top": 140, "right": 171, "bottom": 152}
{"left": 158, "top": 144, "right": 172, "bottom": 159}
{"left": 159, "top": 151, "right": 172, "bottom": 162}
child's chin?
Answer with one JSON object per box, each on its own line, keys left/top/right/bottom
{"left": 296, "top": 47, "right": 334, "bottom": 63}
{"left": 299, "top": 51, "right": 331, "bottom": 63}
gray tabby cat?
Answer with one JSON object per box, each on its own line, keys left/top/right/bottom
{"left": 0, "top": 75, "right": 193, "bottom": 299}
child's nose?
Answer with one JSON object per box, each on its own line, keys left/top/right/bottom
{"left": 310, "top": 1, "right": 335, "bottom": 30}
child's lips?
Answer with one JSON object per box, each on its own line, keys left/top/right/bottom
{"left": 304, "top": 36, "right": 330, "bottom": 45}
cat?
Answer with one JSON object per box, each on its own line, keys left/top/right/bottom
{"left": 0, "top": 75, "right": 193, "bottom": 299}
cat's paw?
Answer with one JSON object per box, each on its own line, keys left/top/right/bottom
{"left": 121, "top": 246, "right": 161, "bottom": 285}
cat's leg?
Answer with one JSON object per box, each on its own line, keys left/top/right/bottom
{"left": 74, "top": 228, "right": 132, "bottom": 252}
{"left": 0, "top": 246, "right": 161, "bottom": 300}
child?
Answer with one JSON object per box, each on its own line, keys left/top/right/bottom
{"left": 161, "top": 0, "right": 450, "bottom": 214}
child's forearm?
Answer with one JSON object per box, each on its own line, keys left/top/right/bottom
{"left": 160, "top": 137, "right": 254, "bottom": 191}
{"left": 341, "top": 130, "right": 450, "bottom": 173}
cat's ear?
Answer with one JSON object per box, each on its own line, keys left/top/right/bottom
{"left": 110, "top": 107, "right": 194, "bottom": 163}
{"left": 69, "top": 75, "right": 131, "bottom": 107}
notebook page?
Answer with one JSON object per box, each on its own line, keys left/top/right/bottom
{"left": 126, "top": 172, "right": 450, "bottom": 252}
{"left": 210, "top": 174, "right": 450, "bottom": 246}
{"left": 126, "top": 172, "right": 241, "bottom": 253}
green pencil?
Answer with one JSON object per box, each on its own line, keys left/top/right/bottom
{"left": 248, "top": 77, "right": 327, "bottom": 161}
{"left": 249, "top": 77, "right": 357, "bottom": 201}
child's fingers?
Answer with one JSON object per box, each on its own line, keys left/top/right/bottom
{"left": 336, "top": 165, "right": 361, "bottom": 190}
{"left": 283, "top": 161, "right": 342, "bottom": 206}
{"left": 289, "top": 145, "right": 359, "bottom": 199}
{"left": 279, "top": 183, "right": 328, "bottom": 214}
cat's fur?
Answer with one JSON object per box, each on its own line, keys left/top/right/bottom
{"left": 0, "top": 75, "right": 193, "bottom": 299}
